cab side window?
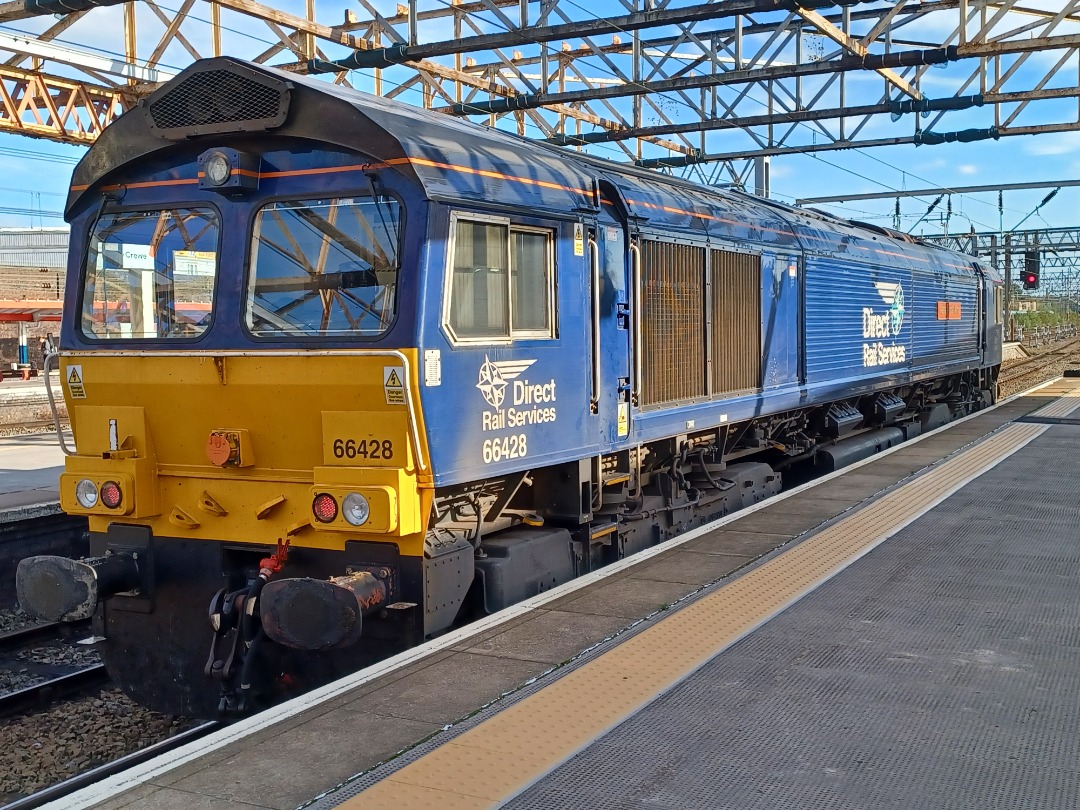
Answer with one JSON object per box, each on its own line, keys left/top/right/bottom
{"left": 446, "top": 213, "right": 555, "bottom": 342}
{"left": 449, "top": 219, "right": 509, "bottom": 339}
{"left": 512, "top": 230, "right": 553, "bottom": 335}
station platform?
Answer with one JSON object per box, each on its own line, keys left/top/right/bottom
{"left": 53, "top": 379, "right": 1080, "bottom": 810}
{"left": 0, "top": 431, "right": 66, "bottom": 519}
{"left": 0, "top": 373, "right": 67, "bottom": 518}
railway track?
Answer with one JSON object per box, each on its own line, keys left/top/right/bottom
{"left": 999, "top": 336, "right": 1080, "bottom": 388}
{"left": 1, "top": 720, "right": 222, "bottom": 810}
{"left": 0, "top": 418, "right": 67, "bottom": 436}
{"left": 0, "top": 619, "right": 106, "bottom": 718}
{"left": 0, "top": 619, "right": 198, "bottom": 806}
{"left": 0, "top": 377, "right": 68, "bottom": 434}
{"left": 0, "top": 420, "right": 60, "bottom": 432}
{"left": 0, "top": 664, "right": 109, "bottom": 718}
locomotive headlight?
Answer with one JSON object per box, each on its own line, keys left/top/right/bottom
{"left": 342, "top": 493, "right": 370, "bottom": 526}
{"left": 203, "top": 151, "right": 232, "bottom": 186}
{"left": 75, "top": 479, "right": 98, "bottom": 509}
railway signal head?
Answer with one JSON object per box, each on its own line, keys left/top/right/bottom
{"left": 1023, "top": 251, "right": 1040, "bottom": 290}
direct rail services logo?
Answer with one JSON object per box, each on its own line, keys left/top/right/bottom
{"left": 476, "top": 356, "right": 534, "bottom": 409}
{"left": 476, "top": 355, "right": 558, "bottom": 434}
{"left": 862, "top": 281, "right": 907, "bottom": 368}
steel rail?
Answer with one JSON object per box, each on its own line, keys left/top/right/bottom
{"left": 0, "top": 721, "right": 222, "bottom": 810}
{"left": 0, "top": 664, "right": 109, "bottom": 718}
{"left": 0, "top": 622, "right": 57, "bottom": 649}
{"left": 999, "top": 336, "right": 1080, "bottom": 385}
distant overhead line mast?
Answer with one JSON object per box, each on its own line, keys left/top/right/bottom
{"left": 797, "top": 180, "right": 1080, "bottom": 207}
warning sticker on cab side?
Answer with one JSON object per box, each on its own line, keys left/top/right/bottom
{"left": 66, "top": 365, "right": 86, "bottom": 399}
{"left": 383, "top": 366, "right": 405, "bottom": 405}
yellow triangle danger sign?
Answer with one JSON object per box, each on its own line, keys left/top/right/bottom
{"left": 385, "top": 370, "right": 402, "bottom": 387}
{"left": 67, "top": 368, "right": 81, "bottom": 384}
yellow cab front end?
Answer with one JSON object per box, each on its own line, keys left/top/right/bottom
{"left": 59, "top": 352, "right": 430, "bottom": 554}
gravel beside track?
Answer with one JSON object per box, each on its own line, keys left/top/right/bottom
{"left": 0, "top": 608, "right": 44, "bottom": 635}
{"left": 0, "top": 424, "right": 64, "bottom": 438}
{"left": 0, "top": 689, "right": 192, "bottom": 801}
{"left": 999, "top": 337, "right": 1080, "bottom": 399}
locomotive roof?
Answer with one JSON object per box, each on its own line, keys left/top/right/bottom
{"left": 69, "top": 57, "right": 993, "bottom": 280}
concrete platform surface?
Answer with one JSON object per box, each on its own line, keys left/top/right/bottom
{"left": 497, "top": 418, "right": 1080, "bottom": 809}
{"left": 0, "top": 431, "right": 67, "bottom": 518}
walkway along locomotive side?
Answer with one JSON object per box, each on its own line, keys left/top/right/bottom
{"left": 16, "top": 58, "right": 1003, "bottom": 718}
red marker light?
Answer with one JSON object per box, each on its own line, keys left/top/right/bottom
{"left": 100, "top": 481, "right": 122, "bottom": 509}
{"left": 312, "top": 493, "right": 338, "bottom": 523}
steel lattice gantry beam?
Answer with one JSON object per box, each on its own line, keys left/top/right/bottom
{"left": 924, "top": 227, "right": 1080, "bottom": 320}
{"left": 0, "top": 0, "right": 1076, "bottom": 189}
{"left": 314, "top": 0, "right": 1080, "bottom": 186}
{"left": 0, "top": 64, "right": 126, "bottom": 142}
{"left": 925, "top": 227, "right": 1080, "bottom": 272}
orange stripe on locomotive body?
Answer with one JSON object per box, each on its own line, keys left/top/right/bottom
{"left": 68, "top": 157, "right": 948, "bottom": 275}
{"left": 57, "top": 352, "right": 434, "bottom": 560}
{"left": 70, "top": 158, "right": 591, "bottom": 197}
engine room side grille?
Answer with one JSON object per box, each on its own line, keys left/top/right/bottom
{"left": 710, "top": 249, "right": 762, "bottom": 396}
{"left": 640, "top": 240, "right": 706, "bottom": 407}
{"left": 144, "top": 64, "right": 291, "bottom": 139}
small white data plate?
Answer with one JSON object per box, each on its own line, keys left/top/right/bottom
{"left": 424, "top": 349, "right": 441, "bottom": 387}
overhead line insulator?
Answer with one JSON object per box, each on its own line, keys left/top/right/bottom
{"left": 915, "top": 127, "right": 1000, "bottom": 146}
{"left": 890, "top": 94, "right": 984, "bottom": 119}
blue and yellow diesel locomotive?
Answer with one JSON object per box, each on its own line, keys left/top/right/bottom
{"left": 17, "top": 58, "right": 1002, "bottom": 717}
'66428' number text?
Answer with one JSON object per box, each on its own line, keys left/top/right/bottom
{"left": 332, "top": 438, "right": 393, "bottom": 460}
{"left": 482, "top": 434, "right": 526, "bottom": 464}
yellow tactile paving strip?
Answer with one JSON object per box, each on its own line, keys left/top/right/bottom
{"left": 340, "top": 408, "right": 1068, "bottom": 809}
{"left": 1029, "top": 384, "right": 1080, "bottom": 417}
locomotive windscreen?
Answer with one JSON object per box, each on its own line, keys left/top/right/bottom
{"left": 245, "top": 195, "right": 401, "bottom": 337}
{"left": 80, "top": 208, "right": 219, "bottom": 340}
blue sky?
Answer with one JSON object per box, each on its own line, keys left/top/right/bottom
{"left": 0, "top": 0, "right": 1075, "bottom": 238}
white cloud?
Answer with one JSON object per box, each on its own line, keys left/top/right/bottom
{"left": 958, "top": 164, "right": 978, "bottom": 175}
{"left": 768, "top": 162, "right": 792, "bottom": 180}
{"left": 1024, "top": 131, "right": 1080, "bottom": 157}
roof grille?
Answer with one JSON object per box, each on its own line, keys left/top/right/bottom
{"left": 145, "top": 63, "right": 291, "bottom": 139}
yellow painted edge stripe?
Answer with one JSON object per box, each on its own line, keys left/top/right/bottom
{"left": 343, "top": 422, "right": 1048, "bottom": 809}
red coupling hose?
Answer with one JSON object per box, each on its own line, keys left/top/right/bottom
{"left": 258, "top": 537, "right": 291, "bottom": 580}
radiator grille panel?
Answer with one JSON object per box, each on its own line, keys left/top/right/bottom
{"left": 711, "top": 249, "right": 762, "bottom": 396}
{"left": 146, "top": 66, "right": 290, "bottom": 138}
{"left": 640, "top": 241, "right": 706, "bottom": 407}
